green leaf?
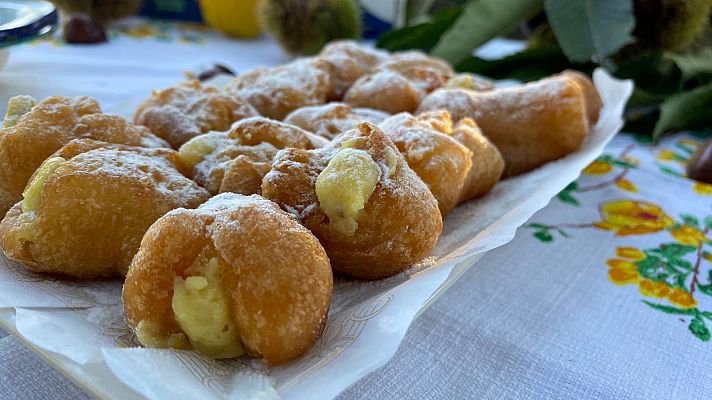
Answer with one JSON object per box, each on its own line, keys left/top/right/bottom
{"left": 669, "top": 257, "right": 693, "bottom": 271}
{"left": 702, "top": 311, "right": 712, "bottom": 321}
{"left": 431, "top": 0, "right": 542, "bottom": 65}
{"left": 675, "top": 273, "right": 690, "bottom": 288}
{"left": 557, "top": 229, "right": 571, "bottom": 238}
{"left": 564, "top": 181, "right": 579, "bottom": 191}
{"left": 557, "top": 191, "right": 580, "bottom": 206}
{"left": 643, "top": 301, "right": 697, "bottom": 315}
{"left": 680, "top": 214, "right": 700, "bottom": 228}
{"left": 544, "top": 0, "right": 635, "bottom": 63}
{"left": 666, "top": 48, "right": 712, "bottom": 83}
{"left": 690, "top": 315, "right": 711, "bottom": 341}
{"left": 377, "top": 8, "right": 462, "bottom": 51}
{"left": 534, "top": 231, "right": 554, "bottom": 242}
{"left": 653, "top": 81, "right": 712, "bottom": 140}
{"left": 613, "top": 53, "right": 683, "bottom": 95}
{"left": 456, "top": 46, "right": 577, "bottom": 81}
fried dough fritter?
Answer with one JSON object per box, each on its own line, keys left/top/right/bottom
{"left": 0, "top": 139, "right": 209, "bottom": 278}
{"left": 261, "top": 122, "right": 442, "bottom": 280}
{"left": 178, "top": 116, "right": 328, "bottom": 195}
{"left": 417, "top": 74, "right": 592, "bottom": 177}
{"left": 0, "top": 95, "right": 170, "bottom": 216}
{"left": 134, "top": 80, "right": 259, "bottom": 148}
{"left": 227, "top": 58, "right": 332, "bottom": 120}
{"left": 123, "top": 193, "right": 332, "bottom": 366}
{"left": 379, "top": 112, "right": 472, "bottom": 216}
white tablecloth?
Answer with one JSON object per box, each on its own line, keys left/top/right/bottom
{"left": 1, "top": 18, "right": 711, "bottom": 400}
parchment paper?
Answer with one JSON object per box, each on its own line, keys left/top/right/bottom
{"left": 0, "top": 69, "right": 633, "bottom": 400}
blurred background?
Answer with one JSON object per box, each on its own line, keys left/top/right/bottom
{"left": 2, "top": 0, "right": 712, "bottom": 140}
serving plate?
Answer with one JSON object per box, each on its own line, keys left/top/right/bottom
{"left": 0, "top": 69, "right": 633, "bottom": 399}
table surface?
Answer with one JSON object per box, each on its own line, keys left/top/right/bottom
{"left": 1, "top": 18, "right": 711, "bottom": 400}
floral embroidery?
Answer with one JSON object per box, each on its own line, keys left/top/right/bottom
{"left": 526, "top": 132, "right": 712, "bottom": 341}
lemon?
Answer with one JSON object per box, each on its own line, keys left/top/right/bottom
{"left": 200, "top": 0, "right": 262, "bottom": 38}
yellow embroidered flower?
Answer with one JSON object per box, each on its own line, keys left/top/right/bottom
{"left": 608, "top": 267, "right": 640, "bottom": 285}
{"left": 693, "top": 182, "right": 712, "bottom": 196}
{"left": 615, "top": 247, "right": 646, "bottom": 261}
{"left": 671, "top": 225, "right": 708, "bottom": 246}
{"left": 657, "top": 149, "right": 677, "bottom": 161}
{"left": 583, "top": 160, "right": 612, "bottom": 175}
{"left": 615, "top": 179, "right": 638, "bottom": 193}
{"left": 606, "top": 259, "right": 638, "bottom": 269}
{"left": 668, "top": 288, "right": 697, "bottom": 309}
{"left": 638, "top": 279, "right": 670, "bottom": 298}
{"left": 594, "top": 200, "right": 674, "bottom": 236}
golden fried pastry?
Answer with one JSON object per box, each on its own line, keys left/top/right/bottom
{"left": 343, "top": 51, "right": 453, "bottom": 114}
{"left": 0, "top": 139, "right": 209, "bottom": 278}
{"left": 416, "top": 110, "right": 504, "bottom": 202}
{"left": 318, "top": 40, "right": 389, "bottom": 100}
{"left": 0, "top": 95, "right": 170, "bottom": 216}
{"left": 284, "top": 102, "right": 390, "bottom": 140}
{"left": 378, "top": 112, "right": 472, "bottom": 216}
{"left": 445, "top": 72, "right": 496, "bottom": 91}
{"left": 134, "top": 80, "right": 259, "bottom": 148}
{"left": 559, "top": 70, "right": 602, "bottom": 125}
{"left": 123, "top": 193, "right": 332, "bottom": 366}
{"left": 417, "top": 75, "right": 590, "bottom": 177}
{"left": 227, "top": 58, "right": 332, "bottom": 120}
{"left": 262, "top": 122, "right": 442, "bottom": 280}
{"left": 178, "top": 116, "right": 328, "bottom": 195}
{"left": 343, "top": 71, "right": 421, "bottom": 114}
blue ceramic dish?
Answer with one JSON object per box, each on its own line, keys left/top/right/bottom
{"left": 0, "top": 0, "right": 57, "bottom": 48}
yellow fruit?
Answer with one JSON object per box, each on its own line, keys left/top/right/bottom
{"left": 200, "top": 0, "right": 262, "bottom": 38}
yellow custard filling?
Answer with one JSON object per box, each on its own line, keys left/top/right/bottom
{"left": 171, "top": 257, "right": 244, "bottom": 359}
{"left": 316, "top": 148, "right": 381, "bottom": 236}
{"left": 178, "top": 135, "right": 218, "bottom": 169}
{"left": 3, "top": 95, "right": 36, "bottom": 128}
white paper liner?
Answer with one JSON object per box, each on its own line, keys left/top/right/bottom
{"left": 0, "top": 69, "right": 633, "bottom": 400}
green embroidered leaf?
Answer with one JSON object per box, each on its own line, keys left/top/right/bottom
{"left": 611, "top": 160, "right": 638, "bottom": 169}
{"left": 680, "top": 214, "right": 700, "bottom": 228}
{"left": 431, "top": 0, "right": 542, "bottom": 64}
{"left": 675, "top": 273, "right": 690, "bottom": 289}
{"left": 669, "top": 257, "right": 693, "bottom": 271}
{"left": 657, "top": 163, "right": 685, "bottom": 178}
{"left": 704, "top": 216, "right": 712, "bottom": 230}
{"left": 702, "top": 311, "right": 712, "bottom": 321}
{"left": 527, "top": 223, "right": 549, "bottom": 229}
{"left": 637, "top": 255, "right": 663, "bottom": 278}
{"left": 544, "top": 0, "right": 635, "bottom": 63}
{"left": 557, "top": 191, "right": 580, "bottom": 206}
{"left": 675, "top": 142, "right": 696, "bottom": 155}
{"left": 534, "top": 231, "right": 554, "bottom": 242}
{"left": 643, "top": 301, "right": 697, "bottom": 315}
{"left": 698, "top": 284, "right": 712, "bottom": 296}
{"left": 689, "top": 315, "right": 711, "bottom": 341}
{"left": 557, "top": 229, "right": 571, "bottom": 238}
{"left": 660, "top": 243, "right": 698, "bottom": 259}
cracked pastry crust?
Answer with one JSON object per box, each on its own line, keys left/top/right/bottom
{"left": 379, "top": 112, "right": 473, "bottom": 216}
{"left": 318, "top": 40, "right": 390, "bottom": 100}
{"left": 261, "top": 122, "right": 442, "bottom": 280}
{"left": 284, "top": 102, "right": 390, "bottom": 140}
{"left": 122, "top": 193, "right": 332, "bottom": 366}
{"left": 343, "top": 50, "right": 454, "bottom": 114}
{"left": 227, "top": 58, "right": 332, "bottom": 120}
{"left": 0, "top": 139, "right": 209, "bottom": 278}
{"left": 0, "top": 96, "right": 170, "bottom": 216}
{"left": 134, "top": 80, "right": 259, "bottom": 148}
{"left": 178, "top": 116, "right": 328, "bottom": 195}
